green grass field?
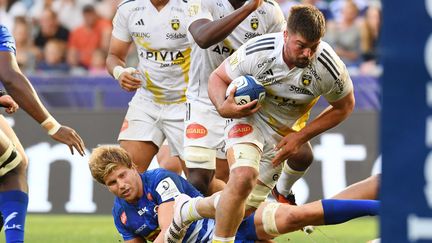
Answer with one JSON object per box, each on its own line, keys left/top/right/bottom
{"left": 0, "top": 215, "right": 378, "bottom": 243}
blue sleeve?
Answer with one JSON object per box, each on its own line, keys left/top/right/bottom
{"left": 0, "top": 26, "right": 16, "bottom": 54}
{"left": 112, "top": 204, "right": 137, "bottom": 241}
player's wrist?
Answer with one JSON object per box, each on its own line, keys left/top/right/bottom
{"left": 113, "top": 66, "right": 136, "bottom": 80}
{"left": 41, "top": 116, "right": 61, "bottom": 135}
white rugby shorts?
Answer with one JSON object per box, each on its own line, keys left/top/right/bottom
{"left": 118, "top": 94, "right": 185, "bottom": 159}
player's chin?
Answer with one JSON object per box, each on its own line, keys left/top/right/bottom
{"left": 295, "top": 60, "right": 310, "bottom": 68}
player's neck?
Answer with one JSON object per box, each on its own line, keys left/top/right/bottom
{"left": 228, "top": 0, "right": 247, "bottom": 10}
{"left": 150, "top": 0, "right": 169, "bottom": 10}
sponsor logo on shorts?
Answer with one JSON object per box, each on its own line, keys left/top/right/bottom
{"left": 228, "top": 124, "right": 253, "bottom": 138}
{"left": 186, "top": 123, "right": 208, "bottom": 139}
{"left": 120, "top": 119, "right": 129, "bottom": 132}
{"left": 120, "top": 211, "right": 127, "bottom": 225}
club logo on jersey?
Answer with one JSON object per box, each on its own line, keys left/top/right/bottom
{"left": 171, "top": 18, "right": 180, "bottom": 30}
{"left": 120, "top": 211, "right": 127, "bottom": 225}
{"left": 228, "top": 124, "right": 253, "bottom": 138}
{"left": 156, "top": 178, "right": 181, "bottom": 201}
{"left": 186, "top": 123, "right": 208, "bottom": 139}
{"left": 188, "top": 4, "right": 199, "bottom": 17}
{"left": 146, "top": 192, "right": 154, "bottom": 201}
{"left": 302, "top": 74, "right": 312, "bottom": 86}
{"left": 250, "top": 17, "right": 259, "bottom": 30}
{"left": 272, "top": 173, "right": 279, "bottom": 181}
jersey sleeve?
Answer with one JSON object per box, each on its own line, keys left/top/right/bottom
{"left": 317, "top": 45, "right": 354, "bottom": 102}
{"left": 186, "top": 0, "right": 214, "bottom": 30}
{"left": 225, "top": 37, "right": 273, "bottom": 80}
{"left": 0, "top": 26, "right": 16, "bottom": 54}
{"left": 112, "top": 205, "right": 137, "bottom": 241}
{"left": 265, "top": 1, "right": 286, "bottom": 33}
{"left": 111, "top": 2, "right": 132, "bottom": 42}
{"left": 151, "top": 170, "right": 189, "bottom": 205}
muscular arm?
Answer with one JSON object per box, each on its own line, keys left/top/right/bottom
{"left": 208, "top": 60, "right": 259, "bottom": 118}
{"left": 0, "top": 51, "right": 51, "bottom": 123}
{"left": 0, "top": 51, "right": 85, "bottom": 155}
{"left": 189, "top": 0, "right": 262, "bottom": 48}
{"left": 106, "top": 36, "right": 141, "bottom": 91}
{"left": 273, "top": 91, "right": 355, "bottom": 164}
{"left": 106, "top": 36, "right": 132, "bottom": 76}
{"left": 153, "top": 201, "right": 175, "bottom": 243}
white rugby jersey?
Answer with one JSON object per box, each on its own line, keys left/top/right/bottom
{"left": 225, "top": 32, "right": 353, "bottom": 135}
{"left": 113, "top": 0, "right": 190, "bottom": 104}
{"left": 186, "top": 0, "right": 285, "bottom": 105}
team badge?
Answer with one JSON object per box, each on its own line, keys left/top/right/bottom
{"left": 120, "top": 211, "right": 127, "bottom": 225}
{"left": 171, "top": 18, "right": 180, "bottom": 30}
{"left": 302, "top": 74, "right": 312, "bottom": 86}
{"left": 250, "top": 17, "right": 259, "bottom": 30}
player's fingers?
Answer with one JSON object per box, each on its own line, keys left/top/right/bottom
{"left": 229, "top": 86, "right": 237, "bottom": 98}
{"left": 69, "top": 145, "right": 74, "bottom": 155}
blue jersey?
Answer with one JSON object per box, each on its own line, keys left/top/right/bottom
{"left": 0, "top": 25, "right": 16, "bottom": 54}
{"left": 112, "top": 168, "right": 258, "bottom": 242}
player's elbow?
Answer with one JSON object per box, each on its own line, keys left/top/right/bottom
{"left": 195, "top": 36, "right": 213, "bottom": 49}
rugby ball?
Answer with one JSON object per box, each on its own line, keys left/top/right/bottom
{"left": 225, "top": 75, "right": 265, "bottom": 105}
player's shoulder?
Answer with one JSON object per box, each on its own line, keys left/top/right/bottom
{"left": 261, "top": 0, "right": 281, "bottom": 9}
{"left": 314, "top": 41, "right": 346, "bottom": 81}
{"left": 243, "top": 32, "right": 282, "bottom": 56}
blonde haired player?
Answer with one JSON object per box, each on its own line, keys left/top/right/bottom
{"left": 106, "top": 0, "right": 190, "bottom": 173}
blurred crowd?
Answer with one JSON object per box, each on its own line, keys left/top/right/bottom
{"left": 1, "top": 0, "right": 382, "bottom": 77}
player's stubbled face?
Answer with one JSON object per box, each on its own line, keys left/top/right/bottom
{"left": 283, "top": 31, "right": 320, "bottom": 68}
{"left": 104, "top": 166, "right": 142, "bottom": 203}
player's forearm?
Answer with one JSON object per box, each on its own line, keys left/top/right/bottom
{"left": 106, "top": 53, "right": 127, "bottom": 77}
{"left": 191, "top": 4, "right": 256, "bottom": 48}
{"left": 208, "top": 72, "right": 228, "bottom": 111}
{"left": 2, "top": 71, "right": 50, "bottom": 123}
{"left": 297, "top": 104, "right": 354, "bottom": 144}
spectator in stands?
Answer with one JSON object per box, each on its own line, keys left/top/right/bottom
{"left": 34, "top": 8, "right": 69, "bottom": 50}
{"left": 67, "top": 4, "right": 111, "bottom": 69}
{"left": 88, "top": 48, "right": 108, "bottom": 76}
{"left": 36, "top": 39, "right": 70, "bottom": 74}
{"left": 12, "top": 16, "right": 40, "bottom": 74}
{"left": 359, "top": 2, "right": 381, "bottom": 76}
{"left": 325, "top": 0, "right": 362, "bottom": 68}
{"left": 0, "top": 0, "right": 27, "bottom": 30}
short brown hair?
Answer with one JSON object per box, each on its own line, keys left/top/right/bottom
{"left": 287, "top": 4, "right": 326, "bottom": 42}
{"left": 88, "top": 145, "right": 134, "bottom": 185}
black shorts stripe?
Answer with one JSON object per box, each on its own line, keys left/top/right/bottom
{"left": 245, "top": 41, "right": 275, "bottom": 51}
{"left": 0, "top": 150, "right": 17, "bottom": 169}
{"left": 246, "top": 46, "right": 274, "bottom": 55}
{"left": 320, "top": 51, "right": 340, "bottom": 76}
{"left": 318, "top": 57, "right": 337, "bottom": 80}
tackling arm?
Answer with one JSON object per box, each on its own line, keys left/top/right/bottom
{"left": 189, "top": 0, "right": 263, "bottom": 48}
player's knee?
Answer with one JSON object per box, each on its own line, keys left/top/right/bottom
{"left": 184, "top": 146, "right": 216, "bottom": 170}
{"left": 230, "top": 167, "right": 258, "bottom": 194}
{"left": 0, "top": 143, "right": 24, "bottom": 176}
{"left": 230, "top": 143, "right": 261, "bottom": 171}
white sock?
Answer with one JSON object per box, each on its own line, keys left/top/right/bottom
{"left": 180, "top": 197, "right": 203, "bottom": 223}
{"left": 276, "top": 163, "right": 307, "bottom": 195}
{"left": 212, "top": 235, "right": 235, "bottom": 243}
